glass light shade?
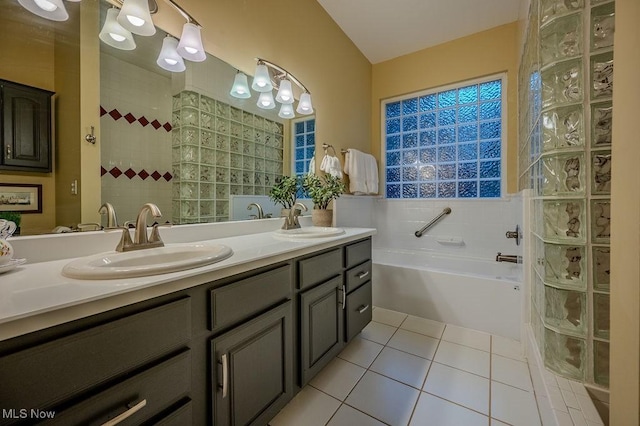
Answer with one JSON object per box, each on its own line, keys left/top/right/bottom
{"left": 278, "top": 103, "right": 295, "bottom": 119}
{"left": 176, "top": 23, "right": 206, "bottom": 62}
{"left": 117, "top": 0, "right": 156, "bottom": 36}
{"left": 99, "top": 8, "right": 136, "bottom": 51}
{"left": 256, "top": 91, "right": 276, "bottom": 110}
{"left": 252, "top": 63, "right": 273, "bottom": 92}
{"left": 18, "top": 0, "right": 68, "bottom": 21}
{"left": 275, "top": 79, "right": 294, "bottom": 104}
{"left": 296, "top": 92, "right": 314, "bottom": 115}
{"left": 156, "top": 36, "right": 185, "bottom": 72}
{"left": 230, "top": 72, "right": 251, "bottom": 99}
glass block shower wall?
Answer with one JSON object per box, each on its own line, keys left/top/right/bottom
{"left": 519, "top": 0, "right": 613, "bottom": 388}
{"left": 171, "top": 91, "right": 285, "bottom": 223}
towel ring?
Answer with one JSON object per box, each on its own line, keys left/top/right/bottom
{"left": 322, "top": 143, "right": 337, "bottom": 155}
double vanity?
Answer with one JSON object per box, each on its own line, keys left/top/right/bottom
{"left": 0, "top": 219, "right": 375, "bottom": 425}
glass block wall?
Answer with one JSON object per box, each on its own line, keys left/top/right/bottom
{"left": 383, "top": 78, "right": 503, "bottom": 199}
{"left": 519, "top": 0, "right": 613, "bottom": 388}
{"left": 171, "top": 91, "right": 284, "bottom": 223}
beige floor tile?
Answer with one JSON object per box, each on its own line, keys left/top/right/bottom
{"left": 360, "top": 321, "right": 397, "bottom": 345}
{"left": 370, "top": 346, "right": 431, "bottom": 389}
{"left": 492, "top": 334, "right": 525, "bottom": 360}
{"left": 270, "top": 386, "right": 340, "bottom": 426}
{"left": 372, "top": 307, "right": 408, "bottom": 327}
{"left": 338, "top": 336, "right": 384, "bottom": 368}
{"left": 423, "top": 362, "right": 490, "bottom": 415}
{"left": 327, "top": 404, "right": 385, "bottom": 426}
{"left": 346, "top": 371, "right": 420, "bottom": 426}
{"left": 400, "top": 315, "right": 446, "bottom": 339}
{"left": 310, "top": 357, "right": 366, "bottom": 401}
{"left": 387, "top": 329, "right": 439, "bottom": 360}
{"left": 442, "top": 324, "right": 491, "bottom": 352}
{"left": 410, "top": 392, "right": 489, "bottom": 426}
{"left": 491, "top": 381, "right": 541, "bottom": 426}
{"left": 434, "top": 340, "right": 491, "bottom": 378}
{"left": 491, "top": 354, "right": 533, "bottom": 391}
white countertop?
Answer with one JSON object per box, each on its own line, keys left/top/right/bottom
{"left": 0, "top": 226, "right": 375, "bottom": 340}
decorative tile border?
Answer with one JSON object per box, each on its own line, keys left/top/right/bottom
{"left": 101, "top": 166, "right": 173, "bottom": 181}
{"left": 100, "top": 106, "right": 172, "bottom": 132}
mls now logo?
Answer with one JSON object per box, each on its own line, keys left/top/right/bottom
{"left": 2, "top": 409, "right": 55, "bottom": 420}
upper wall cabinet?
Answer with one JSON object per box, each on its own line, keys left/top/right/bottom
{"left": 1, "top": 79, "right": 53, "bottom": 172}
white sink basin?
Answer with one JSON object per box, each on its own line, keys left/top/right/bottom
{"left": 274, "top": 227, "right": 345, "bottom": 239}
{"left": 62, "top": 243, "right": 233, "bottom": 280}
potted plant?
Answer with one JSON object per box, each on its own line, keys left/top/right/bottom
{"left": 269, "top": 175, "right": 300, "bottom": 217}
{"left": 302, "top": 174, "right": 346, "bottom": 227}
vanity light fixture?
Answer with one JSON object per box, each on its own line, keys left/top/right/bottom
{"left": 229, "top": 71, "right": 251, "bottom": 99}
{"left": 17, "top": 0, "right": 72, "bottom": 21}
{"left": 99, "top": 7, "right": 136, "bottom": 50}
{"left": 117, "top": 0, "right": 155, "bottom": 36}
{"left": 232, "top": 58, "right": 314, "bottom": 118}
{"left": 156, "top": 35, "right": 185, "bottom": 72}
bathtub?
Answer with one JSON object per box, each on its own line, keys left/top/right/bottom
{"left": 372, "top": 248, "right": 523, "bottom": 340}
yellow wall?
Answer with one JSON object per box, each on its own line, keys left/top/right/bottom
{"left": 610, "top": 0, "right": 640, "bottom": 422}
{"left": 0, "top": 3, "right": 57, "bottom": 235}
{"left": 151, "top": 0, "right": 372, "bottom": 166}
{"left": 371, "top": 23, "right": 520, "bottom": 194}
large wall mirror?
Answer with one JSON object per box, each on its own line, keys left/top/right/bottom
{"left": 1, "top": 0, "right": 306, "bottom": 236}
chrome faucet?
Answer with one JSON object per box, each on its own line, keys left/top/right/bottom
{"left": 496, "top": 252, "right": 521, "bottom": 264}
{"left": 110, "top": 203, "right": 168, "bottom": 252}
{"left": 98, "top": 202, "right": 118, "bottom": 228}
{"left": 247, "top": 202, "right": 264, "bottom": 219}
{"left": 282, "top": 202, "right": 308, "bottom": 230}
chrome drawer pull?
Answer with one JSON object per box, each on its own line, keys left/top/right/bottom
{"left": 357, "top": 271, "right": 369, "bottom": 279}
{"left": 101, "top": 399, "right": 147, "bottom": 426}
{"left": 342, "top": 285, "right": 346, "bottom": 310}
{"left": 221, "top": 353, "right": 229, "bottom": 398}
{"left": 357, "top": 304, "right": 370, "bottom": 314}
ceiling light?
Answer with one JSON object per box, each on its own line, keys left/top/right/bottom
{"left": 99, "top": 8, "right": 136, "bottom": 51}
{"left": 257, "top": 91, "right": 276, "bottom": 110}
{"left": 176, "top": 23, "right": 205, "bottom": 62}
{"left": 230, "top": 71, "right": 251, "bottom": 99}
{"left": 117, "top": 0, "right": 156, "bottom": 36}
{"left": 157, "top": 35, "right": 186, "bottom": 72}
{"left": 18, "top": 0, "right": 69, "bottom": 21}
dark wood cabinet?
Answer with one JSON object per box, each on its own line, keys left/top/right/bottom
{"left": 211, "top": 301, "right": 293, "bottom": 426}
{"left": 1, "top": 79, "right": 53, "bottom": 172}
{"left": 0, "top": 237, "right": 372, "bottom": 425}
{"left": 299, "top": 276, "right": 344, "bottom": 385}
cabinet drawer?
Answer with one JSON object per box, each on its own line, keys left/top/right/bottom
{"left": 155, "top": 399, "right": 193, "bottom": 426}
{"left": 210, "top": 265, "right": 291, "bottom": 332}
{"left": 49, "top": 350, "right": 191, "bottom": 425}
{"left": 0, "top": 298, "right": 191, "bottom": 411}
{"left": 345, "top": 281, "right": 372, "bottom": 342}
{"left": 345, "top": 260, "right": 372, "bottom": 293}
{"left": 345, "top": 239, "right": 371, "bottom": 269}
{"left": 298, "top": 248, "right": 342, "bottom": 290}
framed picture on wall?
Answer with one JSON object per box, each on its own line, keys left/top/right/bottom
{"left": 0, "top": 184, "right": 42, "bottom": 213}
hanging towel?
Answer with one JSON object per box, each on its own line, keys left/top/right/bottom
{"left": 343, "top": 149, "right": 379, "bottom": 195}
{"left": 308, "top": 155, "right": 316, "bottom": 175}
{"left": 320, "top": 154, "right": 343, "bottom": 178}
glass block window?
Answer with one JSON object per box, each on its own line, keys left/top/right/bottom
{"left": 292, "top": 117, "right": 316, "bottom": 177}
{"left": 383, "top": 76, "right": 504, "bottom": 199}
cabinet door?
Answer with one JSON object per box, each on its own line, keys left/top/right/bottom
{"left": 212, "top": 301, "right": 293, "bottom": 426}
{"left": 1, "top": 81, "right": 52, "bottom": 171}
{"left": 300, "top": 276, "right": 344, "bottom": 385}
{"left": 345, "top": 281, "right": 372, "bottom": 342}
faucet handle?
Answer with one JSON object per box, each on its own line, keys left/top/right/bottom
{"left": 149, "top": 222, "right": 171, "bottom": 245}
{"left": 105, "top": 226, "right": 134, "bottom": 252}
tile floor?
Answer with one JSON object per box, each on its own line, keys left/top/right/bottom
{"left": 270, "top": 307, "right": 542, "bottom": 426}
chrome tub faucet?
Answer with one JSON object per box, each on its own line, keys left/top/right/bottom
{"left": 495, "top": 252, "right": 522, "bottom": 264}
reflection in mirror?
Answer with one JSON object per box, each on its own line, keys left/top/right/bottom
{"left": 98, "top": 1, "right": 289, "bottom": 226}
{"left": 1, "top": 0, "right": 309, "bottom": 235}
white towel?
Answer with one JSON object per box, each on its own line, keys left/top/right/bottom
{"left": 308, "top": 155, "right": 315, "bottom": 175}
{"left": 343, "top": 149, "right": 378, "bottom": 195}
{"left": 320, "top": 154, "right": 343, "bottom": 178}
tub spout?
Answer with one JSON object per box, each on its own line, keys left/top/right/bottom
{"left": 496, "top": 252, "right": 521, "bottom": 264}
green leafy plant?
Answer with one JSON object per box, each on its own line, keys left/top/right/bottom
{"left": 0, "top": 212, "right": 21, "bottom": 228}
{"left": 269, "top": 175, "right": 300, "bottom": 209}
{"left": 302, "top": 174, "right": 346, "bottom": 210}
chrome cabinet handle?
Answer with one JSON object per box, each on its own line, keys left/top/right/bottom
{"left": 221, "top": 353, "right": 229, "bottom": 398}
{"left": 358, "top": 304, "right": 370, "bottom": 314}
{"left": 101, "top": 399, "right": 147, "bottom": 426}
{"left": 357, "top": 271, "right": 369, "bottom": 279}
{"left": 342, "top": 285, "right": 346, "bottom": 310}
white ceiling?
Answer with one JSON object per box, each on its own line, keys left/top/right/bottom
{"left": 317, "top": 0, "right": 523, "bottom": 64}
